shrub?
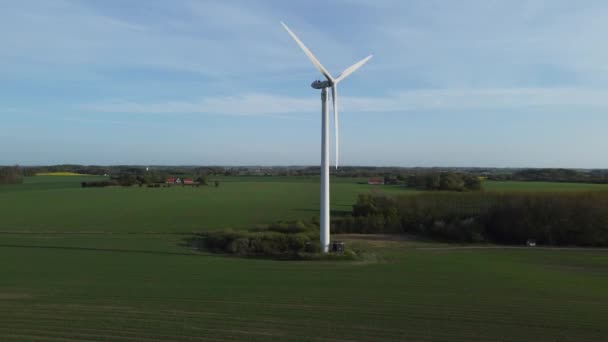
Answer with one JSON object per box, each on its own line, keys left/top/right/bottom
{"left": 195, "top": 222, "right": 321, "bottom": 258}
{"left": 228, "top": 237, "right": 251, "bottom": 256}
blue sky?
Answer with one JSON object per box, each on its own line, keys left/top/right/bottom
{"left": 1, "top": 0, "right": 608, "bottom": 167}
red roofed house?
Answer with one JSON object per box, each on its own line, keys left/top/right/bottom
{"left": 165, "top": 177, "right": 198, "bottom": 186}
{"left": 368, "top": 178, "right": 385, "bottom": 185}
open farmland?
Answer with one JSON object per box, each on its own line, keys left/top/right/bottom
{"left": 0, "top": 176, "right": 411, "bottom": 233}
{"left": 2, "top": 176, "right": 607, "bottom": 234}
{"left": 1, "top": 176, "right": 608, "bottom": 341}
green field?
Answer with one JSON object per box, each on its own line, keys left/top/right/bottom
{"left": 0, "top": 176, "right": 410, "bottom": 233}
{"left": 1, "top": 176, "right": 607, "bottom": 341}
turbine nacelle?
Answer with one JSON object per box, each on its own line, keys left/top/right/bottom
{"left": 311, "top": 80, "right": 331, "bottom": 89}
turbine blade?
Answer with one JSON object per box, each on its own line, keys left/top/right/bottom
{"left": 332, "top": 85, "right": 339, "bottom": 169}
{"left": 281, "top": 21, "right": 334, "bottom": 82}
{"left": 335, "top": 55, "right": 373, "bottom": 83}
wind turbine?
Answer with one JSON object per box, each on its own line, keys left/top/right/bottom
{"left": 281, "top": 22, "right": 373, "bottom": 253}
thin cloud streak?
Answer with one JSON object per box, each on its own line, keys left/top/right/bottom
{"left": 81, "top": 87, "right": 608, "bottom": 116}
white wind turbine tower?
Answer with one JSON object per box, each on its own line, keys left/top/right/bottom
{"left": 281, "top": 22, "right": 373, "bottom": 253}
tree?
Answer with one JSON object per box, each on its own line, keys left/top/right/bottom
{"left": 197, "top": 173, "right": 209, "bottom": 186}
{"left": 406, "top": 174, "right": 426, "bottom": 188}
{"left": 384, "top": 175, "right": 399, "bottom": 185}
{"left": 352, "top": 194, "right": 378, "bottom": 217}
{"left": 0, "top": 166, "right": 23, "bottom": 185}
{"left": 425, "top": 174, "right": 440, "bottom": 190}
{"left": 439, "top": 172, "right": 464, "bottom": 191}
{"left": 464, "top": 175, "right": 482, "bottom": 191}
{"left": 214, "top": 180, "right": 220, "bottom": 187}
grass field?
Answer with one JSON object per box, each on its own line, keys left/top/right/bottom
{"left": 0, "top": 176, "right": 410, "bottom": 233}
{"left": 1, "top": 176, "right": 607, "bottom": 341}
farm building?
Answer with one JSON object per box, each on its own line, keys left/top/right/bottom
{"left": 165, "top": 177, "right": 182, "bottom": 184}
{"left": 368, "top": 178, "right": 385, "bottom": 185}
{"left": 182, "top": 178, "right": 198, "bottom": 185}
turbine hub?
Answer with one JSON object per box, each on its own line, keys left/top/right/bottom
{"left": 311, "top": 80, "right": 331, "bottom": 89}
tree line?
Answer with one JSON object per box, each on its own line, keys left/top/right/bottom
{"left": 333, "top": 192, "right": 608, "bottom": 246}
{"left": 12, "top": 164, "right": 608, "bottom": 186}
{"left": 405, "top": 172, "right": 482, "bottom": 191}
{"left": 487, "top": 168, "right": 608, "bottom": 184}
{"left": 14, "top": 164, "right": 494, "bottom": 179}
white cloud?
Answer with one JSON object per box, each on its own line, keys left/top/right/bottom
{"left": 365, "top": 87, "right": 608, "bottom": 111}
{"left": 80, "top": 94, "right": 314, "bottom": 116}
